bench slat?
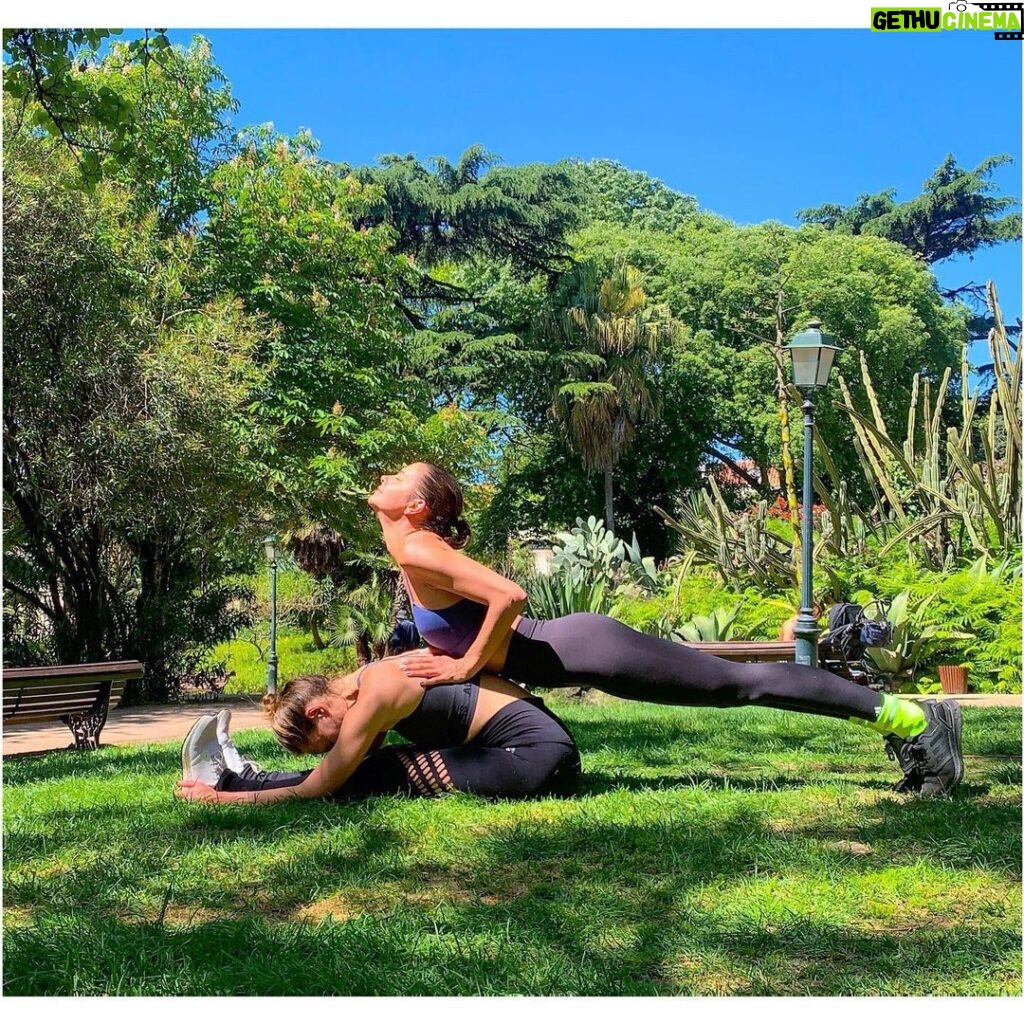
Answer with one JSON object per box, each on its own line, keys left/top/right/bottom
{"left": 4, "top": 691, "right": 125, "bottom": 714}
{"left": 3, "top": 660, "right": 143, "bottom": 681}
{"left": 3, "top": 666, "right": 143, "bottom": 690}
{"left": 681, "top": 642, "right": 796, "bottom": 662}
{"left": 3, "top": 679, "right": 128, "bottom": 698}
{"left": 4, "top": 700, "right": 100, "bottom": 716}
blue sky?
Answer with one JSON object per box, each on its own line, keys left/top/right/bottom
{"left": 167, "top": 27, "right": 1022, "bottom": 347}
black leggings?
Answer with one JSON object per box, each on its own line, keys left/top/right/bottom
{"left": 215, "top": 698, "right": 581, "bottom": 801}
{"left": 503, "top": 614, "right": 882, "bottom": 722}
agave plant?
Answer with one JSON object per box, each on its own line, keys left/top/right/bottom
{"left": 526, "top": 516, "right": 658, "bottom": 618}
{"left": 674, "top": 605, "right": 742, "bottom": 643}
{"left": 525, "top": 571, "right": 612, "bottom": 620}
{"left": 861, "top": 590, "right": 974, "bottom": 685}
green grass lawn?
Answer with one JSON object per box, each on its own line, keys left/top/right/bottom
{"left": 3, "top": 699, "right": 1021, "bottom": 996}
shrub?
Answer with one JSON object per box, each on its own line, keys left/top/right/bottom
{"left": 906, "top": 558, "right": 1022, "bottom": 692}
{"left": 204, "top": 625, "right": 355, "bottom": 693}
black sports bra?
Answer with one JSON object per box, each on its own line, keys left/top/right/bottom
{"left": 357, "top": 666, "right": 479, "bottom": 747}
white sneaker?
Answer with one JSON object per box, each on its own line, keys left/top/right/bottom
{"left": 216, "top": 709, "right": 262, "bottom": 774}
{"left": 180, "top": 714, "right": 227, "bottom": 786}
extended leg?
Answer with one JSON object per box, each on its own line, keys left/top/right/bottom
{"left": 215, "top": 741, "right": 579, "bottom": 801}
{"left": 507, "top": 614, "right": 885, "bottom": 720}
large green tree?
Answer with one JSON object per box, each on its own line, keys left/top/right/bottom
{"left": 3, "top": 29, "right": 172, "bottom": 177}
{"left": 571, "top": 158, "right": 698, "bottom": 235}
{"left": 574, "top": 217, "right": 967, "bottom": 504}
{"left": 3, "top": 129, "right": 268, "bottom": 692}
{"left": 797, "top": 154, "right": 1020, "bottom": 268}
{"left": 342, "top": 146, "right": 581, "bottom": 326}
{"left": 544, "top": 262, "right": 683, "bottom": 531}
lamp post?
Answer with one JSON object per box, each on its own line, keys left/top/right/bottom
{"left": 263, "top": 534, "right": 279, "bottom": 695}
{"left": 783, "top": 320, "right": 840, "bottom": 667}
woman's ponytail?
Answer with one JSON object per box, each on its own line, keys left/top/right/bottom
{"left": 261, "top": 690, "right": 280, "bottom": 719}
{"left": 450, "top": 516, "right": 471, "bottom": 550}
{"left": 416, "top": 463, "right": 471, "bottom": 549}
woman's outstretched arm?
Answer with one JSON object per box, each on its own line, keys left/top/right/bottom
{"left": 176, "top": 665, "right": 420, "bottom": 805}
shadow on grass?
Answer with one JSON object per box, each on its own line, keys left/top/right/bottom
{"left": 5, "top": 705, "right": 1019, "bottom": 789}
{"left": 577, "top": 770, "right": 899, "bottom": 795}
{"left": 1, "top": 741, "right": 312, "bottom": 787}
{"left": 566, "top": 708, "right": 1023, "bottom": 759}
{"left": 6, "top": 884, "right": 1015, "bottom": 995}
{"left": 5, "top": 747, "right": 1021, "bottom": 996}
{"left": 6, "top": 772, "right": 1020, "bottom": 906}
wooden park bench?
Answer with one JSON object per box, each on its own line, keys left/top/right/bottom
{"left": 681, "top": 640, "right": 797, "bottom": 663}
{"left": 3, "top": 660, "right": 144, "bottom": 750}
{"left": 680, "top": 639, "right": 888, "bottom": 690}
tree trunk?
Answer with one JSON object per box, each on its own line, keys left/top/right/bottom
{"left": 310, "top": 616, "right": 325, "bottom": 650}
{"left": 355, "top": 635, "right": 371, "bottom": 667}
{"left": 603, "top": 465, "right": 615, "bottom": 532}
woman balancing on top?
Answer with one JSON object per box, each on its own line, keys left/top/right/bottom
{"left": 369, "top": 462, "right": 963, "bottom": 797}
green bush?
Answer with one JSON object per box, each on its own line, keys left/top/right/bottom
{"left": 819, "top": 546, "right": 925, "bottom": 603}
{"left": 610, "top": 577, "right": 799, "bottom": 642}
{"left": 907, "top": 561, "right": 1022, "bottom": 692}
{"left": 732, "top": 589, "right": 802, "bottom": 641}
{"left": 203, "top": 624, "right": 355, "bottom": 694}
{"left": 846, "top": 557, "right": 1022, "bottom": 693}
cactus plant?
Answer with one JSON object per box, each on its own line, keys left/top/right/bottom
{"left": 830, "top": 281, "right": 1021, "bottom": 566}
{"left": 657, "top": 478, "right": 808, "bottom": 592}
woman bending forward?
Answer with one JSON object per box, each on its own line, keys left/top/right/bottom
{"left": 176, "top": 659, "right": 580, "bottom": 805}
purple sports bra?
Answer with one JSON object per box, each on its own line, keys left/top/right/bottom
{"left": 403, "top": 574, "right": 487, "bottom": 657}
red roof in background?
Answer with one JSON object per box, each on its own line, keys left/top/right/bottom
{"left": 710, "top": 459, "right": 780, "bottom": 490}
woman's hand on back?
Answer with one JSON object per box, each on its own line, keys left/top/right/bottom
{"left": 398, "top": 648, "right": 473, "bottom": 686}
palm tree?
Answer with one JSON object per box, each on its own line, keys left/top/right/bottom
{"left": 328, "top": 559, "right": 405, "bottom": 665}
{"left": 282, "top": 521, "right": 348, "bottom": 649}
{"left": 548, "top": 262, "right": 679, "bottom": 531}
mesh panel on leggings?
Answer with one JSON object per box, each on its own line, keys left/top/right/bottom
{"left": 395, "top": 749, "right": 456, "bottom": 795}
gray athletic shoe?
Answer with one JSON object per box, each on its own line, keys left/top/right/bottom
{"left": 215, "top": 709, "right": 262, "bottom": 775}
{"left": 887, "top": 699, "right": 964, "bottom": 797}
{"left": 885, "top": 733, "right": 924, "bottom": 793}
{"left": 180, "top": 713, "right": 228, "bottom": 787}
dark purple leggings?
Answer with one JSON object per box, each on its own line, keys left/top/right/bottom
{"left": 503, "top": 614, "right": 882, "bottom": 722}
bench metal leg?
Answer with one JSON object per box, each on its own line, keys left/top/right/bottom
{"left": 60, "top": 682, "right": 111, "bottom": 751}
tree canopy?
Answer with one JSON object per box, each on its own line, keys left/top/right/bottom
{"left": 797, "top": 154, "right": 1021, "bottom": 273}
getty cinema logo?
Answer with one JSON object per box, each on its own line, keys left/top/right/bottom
{"left": 871, "top": 2, "right": 1023, "bottom": 38}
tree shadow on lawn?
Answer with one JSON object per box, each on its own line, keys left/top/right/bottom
{"left": 566, "top": 710, "right": 1022, "bottom": 759}
{"left": 578, "top": 770, "right": 900, "bottom": 795}
{"left": 5, "top": 705, "right": 1018, "bottom": 789}
{"left": 1, "top": 741, "right": 313, "bottom": 788}
{"left": 6, "top": 772, "right": 1019, "bottom": 918}
{"left": 4, "top": 895, "right": 1019, "bottom": 996}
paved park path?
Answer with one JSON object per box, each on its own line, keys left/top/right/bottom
{"left": 3, "top": 694, "right": 271, "bottom": 758}
{"left": 3, "top": 691, "right": 1020, "bottom": 759}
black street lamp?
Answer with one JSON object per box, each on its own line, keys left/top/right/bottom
{"left": 263, "top": 534, "right": 279, "bottom": 695}
{"left": 784, "top": 319, "right": 841, "bottom": 667}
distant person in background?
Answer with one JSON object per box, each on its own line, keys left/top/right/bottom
{"left": 778, "top": 602, "right": 821, "bottom": 642}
